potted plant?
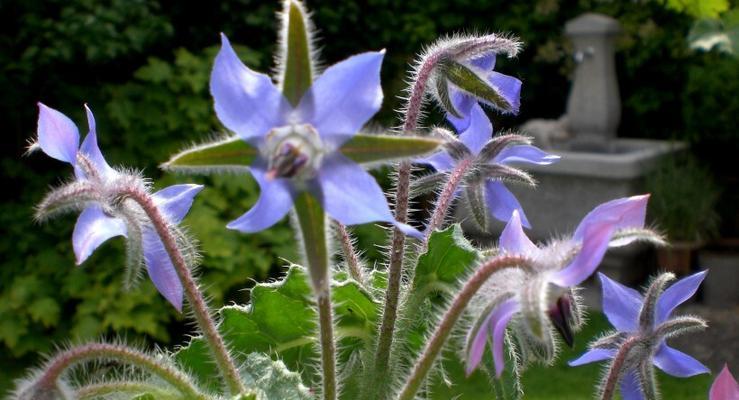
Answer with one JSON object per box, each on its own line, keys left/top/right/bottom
{"left": 645, "top": 152, "right": 721, "bottom": 275}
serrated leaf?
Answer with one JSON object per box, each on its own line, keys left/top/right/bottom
{"left": 339, "top": 134, "right": 442, "bottom": 165}
{"left": 175, "top": 266, "right": 380, "bottom": 390}
{"left": 241, "top": 353, "right": 312, "bottom": 400}
{"left": 413, "top": 224, "right": 479, "bottom": 295}
{"left": 162, "top": 136, "right": 258, "bottom": 172}
{"left": 280, "top": 0, "right": 314, "bottom": 105}
{"left": 443, "top": 61, "right": 514, "bottom": 112}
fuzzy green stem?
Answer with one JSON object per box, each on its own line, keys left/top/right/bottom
{"left": 374, "top": 50, "right": 446, "bottom": 392}
{"left": 397, "top": 255, "right": 530, "bottom": 400}
{"left": 336, "top": 222, "right": 365, "bottom": 284}
{"left": 294, "top": 193, "right": 336, "bottom": 400}
{"left": 600, "top": 336, "right": 640, "bottom": 400}
{"left": 33, "top": 343, "right": 205, "bottom": 399}
{"left": 77, "top": 381, "right": 181, "bottom": 399}
{"left": 121, "top": 187, "right": 246, "bottom": 395}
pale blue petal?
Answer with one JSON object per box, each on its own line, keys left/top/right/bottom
{"left": 457, "top": 103, "right": 493, "bottom": 155}
{"left": 620, "top": 369, "right": 646, "bottom": 400}
{"left": 487, "top": 71, "right": 522, "bottom": 114}
{"left": 598, "top": 273, "right": 643, "bottom": 332}
{"left": 466, "top": 308, "right": 496, "bottom": 376}
{"left": 551, "top": 220, "right": 614, "bottom": 287}
{"left": 313, "top": 154, "right": 421, "bottom": 238}
{"left": 415, "top": 151, "right": 455, "bottom": 172}
{"left": 499, "top": 209, "right": 537, "bottom": 255}
{"left": 653, "top": 343, "right": 709, "bottom": 377}
{"left": 152, "top": 184, "right": 204, "bottom": 224}
{"left": 211, "top": 34, "right": 289, "bottom": 143}
{"left": 493, "top": 145, "right": 560, "bottom": 165}
{"left": 484, "top": 181, "right": 530, "bottom": 228}
{"left": 573, "top": 195, "right": 649, "bottom": 242}
{"left": 142, "top": 228, "right": 183, "bottom": 311}
{"left": 37, "top": 103, "right": 80, "bottom": 164}
{"left": 447, "top": 90, "right": 476, "bottom": 132}
{"left": 73, "top": 205, "right": 127, "bottom": 265}
{"left": 470, "top": 53, "right": 496, "bottom": 70}
{"left": 568, "top": 348, "right": 616, "bottom": 366}
{"left": 227, "top": 164, "right": 294, "bottom": 232}
{"left": 297, "top": 51, "right": 384, "bottom": 148}
{"left": 76, "top": 106, "right": 115, "bottom": 180}
{"left": 490, "top": 298, "right": 520, "bottom": 377}
{"left": 656, "top": 270, "right": 707, "bottom": 324}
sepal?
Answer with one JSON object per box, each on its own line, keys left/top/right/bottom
{"left": 338, "top": 133, "right": 443, "bottom": 165}
{"left": 441, "top": 61, "right": 516, "bottom": 113}
{"left": 162, "top": 136, "right": 258, "bottom": 174}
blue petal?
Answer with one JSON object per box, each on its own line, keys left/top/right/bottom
{"left": 37, "top": 103, "right": 80, "bottom": 164}
{"left": 568, "top": 348, "right": 616, "bottom": 366}
{"left": 470, "top": 53, "right": 496, "bottom": 70}
{"left": 487, "top": 71, "right": 522, "bottom": 115}
{"left": 598, "top": 273, "right": 643, "bottom": 332}
{"left": 297, "top": 51, "right": 384, "bottom": 149}
{"left": 211, "top": 34, "right": 289, "bottom": 144}
{"left": 227, "top": 163, "right": 295, "bottom": 232}
{"left": 653, "top": 343, "right": 709, "bottom": 378}
{"left": 76, "top": 105, "right": 116, "bottom": 180}
{"left": 573, "top": 195, "right": 649, "bottom": 243}
{"left": 457, "top": 103, "right": 492, "bottom": 155}
{"left": 620, "top": 369, "right": 646, "bottom": 400}
{"left": 499, "top": 209, "right": 537, "bottom": 255}
{"left": 489, "top": 298, "right": 520, "bottom": 377}
{"left": 73, "top": 205, "right": 127, "bottom": 265}
{"left": 142, "top": 228, "right": 184, "bottom": 311}
{"left": 415, "top": 151, "right": 455, "bottom": 172}
{"left": 313, "top": 154, "right": 421, "bottom": 238}
{"left": 152, "top": 184, "right": 204, "bottom": 224}
{"left": 656, "top": 270, "right": 707, "bottom": 324}
{"left": 447, "top": 90, "right": 476, "bottom": 132}
{"left": 484, "top": 181, "right": 530, "bottom": 228}
{"left": 493, "top": 145, "right": 560, "bottom": 165}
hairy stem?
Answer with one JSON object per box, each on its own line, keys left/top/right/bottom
{"left": 294, "top": 193, "right": 336, "bottom": 400}
{"left": 336, "top": 222, "right": 365, "bottom": 284}
{"left": 374, "top": 49, "right": 446, "bottom": 390}
{"left": 32, "top": 343, "right": 205, "bottom": 399}
{"left": 397, "top": 255, "right": 530, "bottom": 400}
{"left": 600, "top": 336, "right": 640, "bottom": 400}
{"left": 121, "top": 188, "right": 246, "bottom": 395}
{"left": 423, "top": 157, "right": 474, "bottom": 244}
{"left": 77, "top": 381, "right": 180, "bottom": 399}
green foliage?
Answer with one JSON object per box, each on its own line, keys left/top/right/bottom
{"left": 688, "top": 9, "right": 739, "bottom": 55}
{"left": 663, "top": 0, "right": 730, "bottom": 18}
{"left": 645, "top": 153, "right": 721, "bottom": 242}
{"left": 240, "top": 353, "right": 312, "bottom": 400}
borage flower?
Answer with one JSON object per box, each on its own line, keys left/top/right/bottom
{"left": 34, "top": 104, "right": 202, "bottom": 311}
{"left": 570, "top": 272, "right": 710, "bottom": 399}
{"left": 210, "top": 34, "right": 419, "bottom": 237}
{"left": 416, "top": 103, "right": 559, "bottom": 230}
{"left": 465, "top": 195, "right": 656, "bottom": 376}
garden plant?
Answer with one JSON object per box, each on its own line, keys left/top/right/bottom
{"left": 12, "top": 1, "right": 730, "bottom": 399}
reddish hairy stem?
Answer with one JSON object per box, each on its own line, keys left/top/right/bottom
{"left": 600, "top": 336, "right": 640, "bottom": 400}
{"left": 336, "top": 222, "right": 365, "bottom": 284}
{"left": 121, "top": 187, "right": 246, "bottom": 395}
{"left": 397, "top": 255, "right": 530, "bottom": 400}
{"left": 423, "top": 157, "right": 474, "bottom": 246}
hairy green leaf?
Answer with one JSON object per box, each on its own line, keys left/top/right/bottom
{"left": 162, "top": 136, "right": 258, "bottom": 173}
{"left": 241, "top": 352, "right": 312, "bottom": 400}
{"left": 413, "top": 224, "right": 479, "bottom": 295}
{"left": 338, "top": 134, "right": 442, "bottom": 165}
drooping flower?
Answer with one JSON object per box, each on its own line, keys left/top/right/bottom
{"left": 465, "top": 195, "right": 655, "bottom": 376}
{"left": 210, "top": 34, "right": 420, "bottom": 238}
{"left": 416, "top": 102, "right": 559, "bottom": 229}
{"left": 570, "top": 272, "right": 710, "bottom": 400}
{"left": 710, "top": 364, "right": 739, "bottom": 400}
{"left": 34, "top": 103, "right": 203, "bottom": 311}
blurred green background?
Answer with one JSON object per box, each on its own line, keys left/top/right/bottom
{"left": 1, "top": 0, "right": 737, "bottom": 391}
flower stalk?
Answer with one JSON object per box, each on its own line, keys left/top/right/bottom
{"left": 397, "top": 255, "right": 531, "bottom": 400}
{"left": 119, "top": 186, "right": 246, "bottom": 395}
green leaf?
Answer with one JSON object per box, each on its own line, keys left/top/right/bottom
{"left": 241, "top": 353, "right": 312, "bottom": 400}
{"left": 338, "top": 134, "right": 443, "bottom": 165}
{"left": 413, "top": 225, "right": 479, "bottom": 295}
{"left": 175, "top": 265, "right": 380, "bottom": 389}
{"left": 665, "top": 0, "right": 729, "bottom": 18}
{"left": 162, "top": 136, "right": 258, "bottom": 173}
{"left": 443, "top": 61, "right": 514, "bottom": 112}
{"left": 280, "top": 0, "right": 314, "bottom": 105}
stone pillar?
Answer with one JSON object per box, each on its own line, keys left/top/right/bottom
{"left": 565, "top": 13, "right": 621, "bottom": 146}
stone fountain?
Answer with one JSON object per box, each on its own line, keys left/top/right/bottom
{"left": 469, "top": 13, "right": 684, "bottom": 286}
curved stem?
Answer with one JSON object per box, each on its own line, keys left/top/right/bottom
{"left": 33, "top": 343, "right": 205, "bottom": 399}
{"left": 336, "top": 222, "right": 365, "bottom": 284}
{"left": 423, "top": 157, "right": 474, "bottom": 245}
{"left": 600, "top": 336, "right": 640, "bottom": 400}
{"left": 374, "top": 49, "right": 445, "bottom": 388}
{"left": 397, "top": 255, "right": 530, "bottom": 400}
{"left": 77, "top": 381, "right": 181, "bottom": 399}
{"left": 121, "top": 187, "right": 246, "bottom": 395}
